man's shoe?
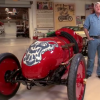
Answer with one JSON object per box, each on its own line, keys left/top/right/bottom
{"left": 86, "top": 74, "right": 91, "bottom": 79}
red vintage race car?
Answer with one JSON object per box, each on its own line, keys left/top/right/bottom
{"left": 0, "top": 28, "right": 86, "bottom": 100}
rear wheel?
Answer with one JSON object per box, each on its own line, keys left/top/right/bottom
{"left": 58, "top": 16, "right": 63, "bottom": 22}
{"left": 67, "top": 53, "right": 86, "bottom": 100}
{"left": 0, "top": 53, "right": 21, "bottom": 100}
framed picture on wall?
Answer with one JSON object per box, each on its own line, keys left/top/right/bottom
{"left": 36, "top": 1, "right": 54, "bottom": 28}
{"left": 54, "top": 3, "right": 76, "bottom": 30}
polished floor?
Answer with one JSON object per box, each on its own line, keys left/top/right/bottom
{"left": 0, "top": 37, "right": 100, "bottom": 100}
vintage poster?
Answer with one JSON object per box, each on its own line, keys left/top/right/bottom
{"left": 76, "top": 16, "right": 86, "bottom": 26}
{"left": 54, "top": 3, "right": 76, "bottom": 30}
{"left": 76, "top": 16, "right": 82, "bottom": 25}
{"left": 36, "top": 1, "right": 54, "bottom": 28}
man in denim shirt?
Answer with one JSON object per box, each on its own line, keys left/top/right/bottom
{"left": 84, "top": 2, "right": 100, "bottom": 79}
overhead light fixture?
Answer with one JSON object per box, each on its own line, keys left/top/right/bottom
{"left": 8, "top": 11, "right": 13, "bottom": 14}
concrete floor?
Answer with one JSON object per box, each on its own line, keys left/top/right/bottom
{"left": 0, "top": 37, "right": 100, "bottom": 100}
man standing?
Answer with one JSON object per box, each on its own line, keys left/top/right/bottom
{"left": 84, "top": 2, "right": 100, "bottom": 78}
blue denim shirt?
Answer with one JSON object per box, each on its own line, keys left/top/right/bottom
{"left": 84, "top": 13, "right": 100, "bottom": 36}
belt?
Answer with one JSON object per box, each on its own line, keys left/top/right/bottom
{"left": 90, "top": 36, "right": 100, "bottom": 39}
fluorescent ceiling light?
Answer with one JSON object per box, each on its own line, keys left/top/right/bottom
{"left": 9, "top": 11, "right": 13, "bottom": 13}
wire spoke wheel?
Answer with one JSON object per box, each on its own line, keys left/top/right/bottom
{"left": 0, "top": 53, "right": 20, "bottom": 100}
{"left": 67, "top": 53, "right": 86, "bottom": 100}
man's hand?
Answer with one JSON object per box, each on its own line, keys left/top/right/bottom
{"left": 84, "top": 28, "right": 94, "bottom": 41}
{"left": 88, "top": 37, "right": 94, "bottom": 40}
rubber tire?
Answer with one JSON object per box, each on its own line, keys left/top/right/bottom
{"left": 0, "top": 53, "right": 21, "bottom": 100}
{"left": 58, "top": 16, "right": 63, "bottom": 22}
{"left": 61, "top": 31, "right": 79, "bottom": 54}
{"left": 47, "top": 31, "right": 79, "bottom": 54}
{"left": 67, "top": 53, "right": 86, "bottom": 100}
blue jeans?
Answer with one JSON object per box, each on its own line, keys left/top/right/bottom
{"left": 87, "top": 39, "right": 100, "bottom": 75}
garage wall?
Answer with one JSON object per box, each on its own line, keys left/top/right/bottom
{"left": 54, "top": 0, "right": 98, "bottom": 16}
{"left": 29, "top": 0, "right": 98, "bottom": 39}
{"left": 32, "top": 0, "right": 98, "bottom": 29}
{"left": 0, "top": 0, "right": 98, "bottom": 39}
{"left": 4, "top": 22, "right": 16, "bottom": 35}
{"left": 2, "top": 0, "right": 97, "bottom": 39}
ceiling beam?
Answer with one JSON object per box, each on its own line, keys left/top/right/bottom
{"left": 13, "top": 0, "right": 19, "bottom": 1}
{"left": 0, "top": 4, "right": 31, "bottom": 7}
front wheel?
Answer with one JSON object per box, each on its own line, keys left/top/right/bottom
{"left": 0, "top": 53, "right": 21, "bottom": 100}
{"left": 67, "top": 53, "right": 86, "bottom": 100}
{"left": 68, "top": 16, "right": 73, "bottom": 21}
{"left": 58, "top": 16, "right": 63, "bottom": 22}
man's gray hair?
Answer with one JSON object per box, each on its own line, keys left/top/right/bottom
{"left": 94, "top": 2, "right": 100, "bottom": 8}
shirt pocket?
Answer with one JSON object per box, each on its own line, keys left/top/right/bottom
{"left": 90, "top": 20, "right": 96, "bottom": 28}
{"left": 90, "top": 21, "right": 94, "bottom": 25}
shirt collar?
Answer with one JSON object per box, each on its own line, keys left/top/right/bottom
{"left": 94, "top": 13, "right": 100, "bottom": 19}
